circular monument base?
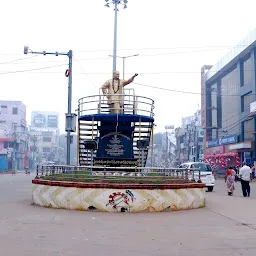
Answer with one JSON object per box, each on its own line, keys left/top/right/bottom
{"left": 32, "top": 179, "right": 206, "bottom": 212}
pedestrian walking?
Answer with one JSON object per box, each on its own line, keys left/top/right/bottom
{"left": 239, "top": 162, "right": 252, "bottom": 197}
{"left": 234, "top": 166, "right": 239, "bottom": 182}
{"left": 251, "top": 165, "right": 255, "bottom": 179}
{"left": 225, "top": 166, "right": 236, "bottom": 196}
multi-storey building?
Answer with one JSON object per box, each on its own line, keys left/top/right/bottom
{"left": 175, "top": 110, "right": 204, "bottom": 164}
{"left": 162, "top": 126, "right": 176, "bottom": 167}
{"left": 0, "top": 101, "right": 27, "bottom": 171}
{"left": 29, "top": 111, "right": 63, "bottom": 167}
{"left": 202, "top": 29, "right": 256, "bottom": 168}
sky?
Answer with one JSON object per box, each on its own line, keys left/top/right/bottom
{"left": 1, "top": 0, "right": 256, "bottom": 134}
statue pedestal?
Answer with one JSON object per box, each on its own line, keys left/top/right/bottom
{"left": 95, "top": 120, "right": 137, "bottom": 169}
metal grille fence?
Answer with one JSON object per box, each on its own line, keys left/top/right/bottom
{"left": 36, "top": 165, "right": 202, "bottom": 183}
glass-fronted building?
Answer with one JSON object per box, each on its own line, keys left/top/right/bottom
{"left": 202, "top": 29, "right": 256, "bottom": 166}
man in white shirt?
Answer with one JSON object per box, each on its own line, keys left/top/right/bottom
{"left": 239, "top": 163, "right": 252, "bottom": 197}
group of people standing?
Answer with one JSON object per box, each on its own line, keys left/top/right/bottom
{"left": 225, "top": 163, "right": 253, "bottom": 197}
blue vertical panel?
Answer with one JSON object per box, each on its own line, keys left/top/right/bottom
{"left": 0, "top": 155, "right": 7, "bottom": 171}
{"left": 252, "top": 48, "right": 256, "bottom": 160}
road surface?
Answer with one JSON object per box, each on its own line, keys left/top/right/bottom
{"left": 0, "top": 173, "right": 256, "bottom": 256}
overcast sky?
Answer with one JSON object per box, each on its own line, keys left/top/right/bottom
{"left": 1, "top": 0, "right": 256, "bottom": 134}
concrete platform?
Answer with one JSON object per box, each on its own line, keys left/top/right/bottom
{"left": 1, "top": 174, "right": 256, "bottom": 255}
{"left": 32, "top": 179, "right": 206, "bottom": 212}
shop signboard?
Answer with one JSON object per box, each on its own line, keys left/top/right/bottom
{"left": 206, "top": 139, "right": 219, "bottom": 148}
{"left": 207, "top": 134, "right": 239, "bottom": 148}
{"left": 32, "top": 113, "right": 46, "bottom": 128}
{"left": 220, "top": 135, "right": 238, "bottom": 145}
{"left": 205, "top": 146, "right": 224, "bottom": 155}
{"left": 198, "top": 129, "right": 205, "bottom": 138}
{"left": 165, "top": 125, "right": 174, "bottom": 130}
{"left": 47, "top": 115, "right": 58, "bottom": 128}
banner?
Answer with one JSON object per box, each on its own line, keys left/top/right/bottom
{"left": 31, "top": 112, "right": 59, "bottom": 128}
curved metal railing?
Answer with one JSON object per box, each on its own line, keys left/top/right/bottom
{"left": 78, "top": 89, "right": 154, "bottom": 118}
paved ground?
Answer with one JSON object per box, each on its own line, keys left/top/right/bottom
{"left": 1, "top": 174, "right": 256, "bottom": 256}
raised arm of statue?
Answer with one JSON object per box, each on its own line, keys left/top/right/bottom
{"left": 102, "top": 80, "right": 110, "bottom": 97}
{"left": 122, "top": 73, "right": 138, "bottom": 86}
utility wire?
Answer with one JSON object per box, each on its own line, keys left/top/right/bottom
{"left": 205, "top": 112, "right": 252, "bottom": 136}
{"left": 0, "top": 54, "right": 39, "bottom": 65}
{"left": 0, "top": 63, "right": 67, "bottom": 75}
{"left": 0, "top": 44, "right": 252, "bottom": 56}
{"left": 134, "top": 82, "right": 256, "bottom": 98}
{"left": 133, "top": 82, "right": 200, "bottom": 95}
{"left": 1, "top": 65, "right": 255, "bottom": 98}
{"left": 74, "top": 44, "right": 253, "bottom": 53}
{"left": 73, "top": 54, "right": 94, "bottom": 85}
{"left": 138, "top": 48, "right": 232, "bottom": 57}
{"left": 73, "top": 55, "right": 89, "bottom": 76}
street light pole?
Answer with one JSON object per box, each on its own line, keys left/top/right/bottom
{"left": 105, "top": 0, "right": 128, "bottom": 74}
{"left": 113, "top": 1, "right": 118, "bottom": 73}
{"left": 67, "top": 50, "right": 73, "bottom": 165}
{"left": 108, "top": 54, "right": 139, "bottom": 79}
{"left": 24, "top": 46, "right": 75, "bottom": 165}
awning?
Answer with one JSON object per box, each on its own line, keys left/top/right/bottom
{"left": 0, "top": 138, "right": 9, "bottom": 142}
{"left": 228, "top": 142, "right": 251, "bottom": 151}
{"left": 248, "top": 111, "right": 256, "bottom": 117}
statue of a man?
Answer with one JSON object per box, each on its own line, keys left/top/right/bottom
{"left": 102, "top": 71, "right": 138, "bottom": 114}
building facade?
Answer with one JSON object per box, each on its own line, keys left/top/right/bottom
{"left": 175, "top": 110, "right": 204, "bottom": 164}
{"left": 29, "top": 111, "right": 64, "bottom": 168}
{"left": 0, "top": 101, "right": 27, "bottom": 171}
{"left": 202, "top": 29, "right": 256, "bottom": 168}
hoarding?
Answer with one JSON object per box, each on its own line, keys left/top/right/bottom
{"left": 31, "top": 111, "right": 59, "bottom": 128}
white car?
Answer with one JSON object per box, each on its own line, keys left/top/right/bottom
{"left": 179, "top": 162, "right": 215, "bottom": 192}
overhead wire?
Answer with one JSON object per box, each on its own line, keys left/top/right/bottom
{"left": 205, "top": 112, "right": 253, "bottom": 137}
{"left": 0, "top": 54, "right": 39, "bottom": 65}
{"left": 0, "top": 63, "right": 67, "bottom": 75}
{"left": 1, "top": 48, "right": 255, "bottom": 99}
{"left": 73, "top": 54, "right": 95, "bottom": 85}
{"left": 74, "top": 44, "right": 253, "bottom": 53}
{"left": 0, "top": 66, "right": 255, "bottom": 98}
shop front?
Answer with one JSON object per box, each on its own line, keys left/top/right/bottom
{"left": 228, "top": 141, "right": 253, "bottom": 165}
{"left": 204, "top": 135, "right": 241, "bottom": 169}
{"left": 204, "top": 151, "right": 240, "bottom": 169}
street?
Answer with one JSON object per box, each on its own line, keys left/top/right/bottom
{"left": 1, "top": 174, "right": 256, "bottom": 256}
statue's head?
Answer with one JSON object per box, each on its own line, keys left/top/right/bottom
{"left": 113, "top": 71, "right": 120, "bottom": 79}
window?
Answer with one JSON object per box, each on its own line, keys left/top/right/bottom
{"left": 241, "top": 92, "right": 252, "bottom": 112}
{"left": 220, "top": 68, "right": 240, "bottom": 135}
{"left": 211, "top": 83, "right": 218, "bottom": 139}
{"left": 42, "top": 147, "right": 51, "bottom": 153}
{"left": 12, "top": 107, "right": 18, "bottom": 115}
{"left": 191, "top": 163, "right": 212, "bottom": 172}
{"left": 243, "top": 119, "right": 254, "bottom": 141}
{"left": 1, "top": 105, "right": 8, "bottom": 114}
{"left": 42, "top": 137, "right": 51, "bottom": 143}
{"left": 0, "top": 120, "right": 6, "bottom": 123}
{"left": 243, "top": 56, "right": 252, "bottom": 87}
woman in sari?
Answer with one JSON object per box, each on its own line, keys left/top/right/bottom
{"left": 225, "top": 166, "right": 236, "bottom": 196}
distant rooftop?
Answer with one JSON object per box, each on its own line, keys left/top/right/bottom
{"left": 206, "top": 29, "right": 256, "bottom": 82}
